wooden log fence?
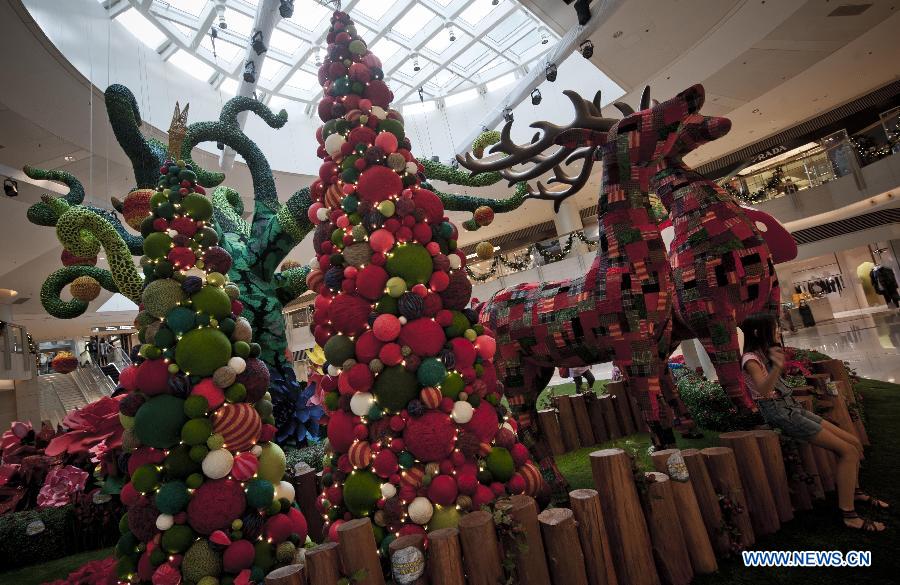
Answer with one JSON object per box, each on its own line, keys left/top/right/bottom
{"left": 281, "top": 361, "right": 869, "bottom": 585}
{"left": 554, "top": 395, "right": 583, "bottom": 452}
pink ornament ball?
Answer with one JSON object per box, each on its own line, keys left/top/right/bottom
{"left": 374, "top": 131, "right": 398, "bottom": 154}
{"left": 369, "top": 229, "right": 395, "bottom": 253}
{"left": 373, "top": 314, "right": 402, "bottom": 341}
{"left": 429, "top": 271, "right": 450, "bottom": 292}
{"left": 427, "top": 475, "right": 458, "bottom": 506}
{"left": 136, "top": 359, "right": 170, "bottom": 396}
{"left": 119, "top": 365, "right": 139, "bottom": 392}
{"left": 231, "top": 452, "right": 259, "bottom": 481}
{"left": 475, "top": 335, "right": 496, "bottom": 360}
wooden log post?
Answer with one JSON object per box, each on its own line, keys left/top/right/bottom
{"left": 538, "top": 409, "right": 567, "bottom": 456}
{"left": 718, "top": 432, "right": 780, "bottom": 536}
{"left": 337, "top": 518, "right": 385, "bottom": 585}
{"left": 701, "top": 447, "right": 755, "bottom": 548}
{"left": 813, "top": 359, "right": 855, "bottom": 403}
{"left": 538, "top": 508, "right": 590, "bottom": 585}
{"left": 790, "top": 385, "right": 814, "bottom": 397}
{"left": 496, "top": 495, "right": 552, "bottom": 585}
{"left": 293, "top": 466, "right": 325, "bottom": 544}
{"left": 805, "top": 373, "right": 831, "bottom": 395}
{"left": 597, "top": 396, "right": 622, "bottom": 439}
{"left": 679, "top": 449, "right": 731, "bottom": 556}
{"left": 796, "top": 440, "right": 825, "bottom": 499}
{"left": 305, "top": 542, "right": 341, "bottom": 585}
{"left": 388, "top": 534, "right": 427, "bottom": 585}
{"left": 589, "top": 449, "right": 660, "bottom": 585}
{"left": 650, "top": 450, "right": 717, "bottom": 574}
{"left": 606, "top": 382, "right": 637, "bottom": 436}
{"left": 824, "top": 385, "right": 864, "bottom": 445}
{"left": 556, "top": 395, "right": 583, "bottom": 451}
{"left": 623, "top": 383, "right": 650, "bottom": 433}
{"left": 427, "top": 528, "right": 465, "bottom": 585}
{"left": 750, "top": 430, "right": 794, "bottom": 523}
{"left": 587, "top": 395, "right": 611, "bottom": 443}
{"left": 571, "top": 393, "right": 597, "bottom": 446}
{"left": 642, "top": 473, "right": 694, "bottom": 585}
{"left": 458, "top": 510, "right": 504, "bottom": 585}
{"left": 266, "top": 565, "right": 306, "bottom": 585}
{"left": 570, "top": 489, "right": 619, "bottom": 585}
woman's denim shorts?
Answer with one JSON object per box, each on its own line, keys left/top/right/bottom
{"left": 757, "top": 396, "right": 823, "bottom": 440}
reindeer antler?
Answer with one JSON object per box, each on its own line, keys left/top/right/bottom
{"left": 456, "top": 89, "right": 617, "bottom": 211}
{"left": 613, "top": 86, "right": 651, "bottom": 117}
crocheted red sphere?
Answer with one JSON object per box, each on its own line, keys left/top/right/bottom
{"left": 507, "top": 473, "right": 526, "bottom": 495}
{"left": 422, "top": 292, "right": 443, "bottom": 316}
{"left": 223, "top": 540, "right": 255, "bottom": 573}
{"left": 236, "top": 358, "right": 271, "bottom": 403}
{"left": 186, "top": 479, "right": 245, "bottom": 535}
{"left": 397, "top": 318, "right": 445, "bottom": 357}
{"left": 264, "top": 513, "right": 294, "bottom": 544}
{"left": 119, "top": 365, "right": 139, "bottom": 392}
{"left": 357, "top": 166, "right": 402, "bottom": 204}
{"left": 364, "top": 80, "right": 392, "bottom": 108}
{"left": 170, "top": 216, "right": 197, "bottom": 237}
{"left": 128, "top": 446, "right": 166, "bottom": 475}
{"left": 450, "top": 337, "right": 477, "bottom": 368}
{"left": 463, "top": 402, "right": 499, "bottom": 443}
{"left": 191, "top": 378, "right": 225, "bottom": 410}
{"left": 128, "top": 499, "right": 160, "bottom": 542}
{"left": 403, "top": 411, "right": 455, "bottom": 462}
{"left": 439, "top": 270, "right": 473, "bottom": 311}
{"left": 349, "top": 125, "right": 376, "bottom": 146}
{"left": 354, "top": 330, "right": 384, "bottom": 363}
{"left": 167, "top": 247, "right": 196, "bottom": 270}
{"left": 373, "top": 314, "right": 402, "bottom": 342}
{"left": 120, "top": 481, "right": 141, "bottom": 507}
{"left": 472, "top": 484, "right": 495, "bottom": 508}
{"left": 427, "top": 475, "right": 458, "bottom": 506}
{"left": 456, "top": 472, "right": 478, "bottom": 496}
{"left": 356, "top": 265, "right": 389, "bottom": 300}
{"left": 511, "top": 443, "right": 530, "bottom": 467}
{"left": 203, "top": 246, "right": 233, "bottom": 274}
{"left": 412, "top": 189, "right": 443, "bottom": 224}
{"left": 327, "top": 409, "right": 357, "bottom": 453}
{"left": 346, "top": 363, "right": 374, "bottom": 393}
{"left": 329, "top": 293, "right": 371, "bottom": 336}
{"left": 136, "top": 359, "right": 170, "bottom": 396}
{"left": 373, "top": 449, "right": 398, "bottom": 478}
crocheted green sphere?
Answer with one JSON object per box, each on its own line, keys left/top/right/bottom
{"left": 184, "top": 394, "right": 210, "bottom": 418}
{"left": 256, "top": 443, "right": 286, "bottom": 484}
{"left": 192, "top": 286, "right": 232, "bottom": 320}
{"left": 182, "top": 194, "right": 213, "bottom": 221}
{"left": 417, "top": 358, "right": 447, "bottom": 387}
{"left": 176, "top": 327, "right": 232, "bottom": 377}
{"left": 142, "top": 279, "right": 187, "bottom": 319}
{"left": 134, "top": 395, "right": 187, "bottom": 449}
{"left": 445, "top": 311, "right": 470, "bottom": 338}
{"left": 343, "top": 470, "right": 381, "bottom": 516}
{"left": 485, "top": 447, "right": 514, "bottom": 483}
{"left": 324, "top": 335, "right": 355, "bottom": 366}
{"left": 167, "top": 306, "right": 196, "bottom": 335}
{"left": 441, "top": 371, "right": 464, "bottom": 399}
{"left": 164, "top": 444, "right": 201, "bottom": 478}
{"left": 386, "top": 244, "right": 433, "bottom": 285}
{"left": 161, "top": 524, "right": 195, "bottom": 554}
{"left": 143, "top": 232, "right": 173, "bottom": 260}
{"left": 245, "top": 479, "right": 275, "bottom": 509}
{"left": 130, "top": 464, "right": 160, "bottom": 493}
{"left": 155, "top": 480, "right": 190, "bottom": 515}
{"left": 372, "top": 365, "right": 418, "bottom": 412}
{"left": 253, "top": 541, "right": 276, "bottom": 572}
{"left": 182, "top": 418, "right": 213, "bottom": 446}
{"left": 183, "top": 540, "right": 223, "bottom": 582}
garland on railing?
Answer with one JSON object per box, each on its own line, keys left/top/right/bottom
{"left": 464, "top": 231, "right": 595, "bottom": 282}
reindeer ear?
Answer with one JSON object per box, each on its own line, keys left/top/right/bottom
{"left": 677, "top": 84, "right": 705, "bottom": 113}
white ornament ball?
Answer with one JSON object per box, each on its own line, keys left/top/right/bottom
{"left": 309, "top": 256, "right": 320, "bottom": 270}
{"left": 228, "top": 356, "right": 247, "bottom": 374}
{"left": 167, "top": 229, "right": 178, "bottom": 238}
{"left": 408, "top": 496, "right": 434, "bottom": 525}
{"left": 316, "top": 208, "right": 329, "bottom": 222}
{"left": 350, "top": 392, "right": 376, "bottom": 416}
{"left": 201, "top": 448, "right": 234, "bottom": 479}
{"left": 502, "top": 422, "right": 515, "bottom": 434}
{"left": 274, "top": 480, "right": 296, "bottom": 503}
{"left": 381, "top": 483, "right": 397, "bottom": 499}
{"left": 449, "top": 255, "right": 461, "bottom": 270}
{"left": 398, "top": 316, "right": 408, "bottom": 325}
{"left": 371, "top": 106, "right": 387, "bottom": 120}
{"left": 324, "top": 133, "right": 346, "bottom": 157}
{"left": 451, "top": 400, "right": 474, "bottom": 424}
{"left": 251, "top": 445, "right": 263, "bottom": 457}
{"left": 405, "top": 162, "right": 418, "bottom": 174}
{"left": 156, "top": 513, "right": 174, "bottom": 531}
{"left": 327, "top": 364, "right": 340, "bottom": 376}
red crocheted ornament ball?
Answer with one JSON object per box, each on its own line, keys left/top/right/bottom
{"left": 186, "top": 479, "right": 246, "bottom": 535}
{"left": 510, "top": 443, "right": 530, "bottom": 467}
{"left": 236, "top": 357, "right": 271, "bottom": 403}
{"left": 364, "top": 80, "right": 392, "bottom": 108}
{"left": 355, "top": 265, "right": 389, "bottom": 300}
{"left": 357, "top": 166, "right": 402, "bottom": 204}
{"left": 373, "top": 449, "right": 398, "bottom": 478}
{"left": 507, "top": 473, "right": 526, "bottom": 495}
{"left": 119, "top": 365, "right": 139, "bottom": 392}
{"left": 427, "top": 475, "right": 458, "bottom": 506}
{"left": 128, "top": 499, "right": 160, "bottom": 542}
{"left": 136, "top": 359, "right": 170, "bottom": 396}
{"left": 472, "top": 484, "right": 495, "bottom": 508}
{"left": 354, "top": 330, "right": 384, "bottom": 363}
{"left": 449, "top": 337, "right": 476, "bottom": 368}
{"left": 167, "top": 247, "right": 196, "bottom": 270}
{"left": 456, "top": 472, "right": 478, "bottom": 496}
{"left": 329, "top": 294, "right": 372, "bottom": 337}
{"left": 264, "top": 513, "right": 294, "bottom": 544}
{"left": 373, "top": 314, "right": 402, "bottom": 342}
{"left": 439, "top": 270, "right": 473, "bottom": 311}
{"left": 223, "top": 540, "right": 255, "bottom": 573}
{"left": 327, "top": 409, "right": 357, "bottom": 453}
{"left": 191, "top": 378, "right": 225, "bottom": 410}
{"left": 463, "top": 402, "right": 499, "bottom": 443}
{"left": 397, "top": 318, "right": 445, "bottom": 357}
{"left": 402, "top": 411, "right": 455, "bottom": 463}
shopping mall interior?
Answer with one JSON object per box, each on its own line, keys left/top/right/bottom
{"left": 0, "top": 1, "right": 898, "bottom": 583}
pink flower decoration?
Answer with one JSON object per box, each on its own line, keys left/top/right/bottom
{"left": 37, "top": 465, "right": 89, "bottom": 508}
{"left": 152, "top": 562, "right": 182, "bottom": 585}
{"left": 45, "top": 396, "right": 125, "bottom": 458}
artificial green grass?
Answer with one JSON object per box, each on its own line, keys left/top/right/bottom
{"left": 537, "top": 378, "right": 609, "bottom": 410}
{"left": 557, "top": 378, "right": 898, "bottom": 584}
{"left": 0, "top": 546, "right": 112, "bottom": 585}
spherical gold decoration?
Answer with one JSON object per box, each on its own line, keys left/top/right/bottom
{"left": 475, "top": 241, "right": 495, "bottom": 260}
{"left": 70, "top": 275, "right": 102, "bottom": 302}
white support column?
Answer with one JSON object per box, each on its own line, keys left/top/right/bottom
{"left": 554, "top": 198, "right": 588, "bottom": 255}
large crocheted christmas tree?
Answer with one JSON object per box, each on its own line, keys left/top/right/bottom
{"left": 112, "top": 104, "right": 306, "bottom": 584}
{"left": 310, "top": 10, "right": 544, "bottom": 546}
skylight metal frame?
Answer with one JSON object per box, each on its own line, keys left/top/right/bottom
{"left": 105, "top": 0, "right": 559, "bottom": 106}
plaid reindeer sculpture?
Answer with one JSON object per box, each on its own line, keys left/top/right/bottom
{"left": 457, "top": 91, "right": 676, "bottom": 499}
{"left": 615, "top": 84, "right": 781, "bottom": 411}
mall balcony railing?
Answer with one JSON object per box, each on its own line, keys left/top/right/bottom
{"left": 0, "top": 321, "right": 34, "bottom": 380}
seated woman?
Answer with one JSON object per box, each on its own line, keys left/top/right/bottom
{"left": 740, "top": 313, "right": 887, "bottom": 532}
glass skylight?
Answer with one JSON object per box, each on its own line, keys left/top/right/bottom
{"left": 105, "top": 0, "right": 561, "bottom": 106}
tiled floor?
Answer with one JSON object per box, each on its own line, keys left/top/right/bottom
{"left": 785, "top": 307, "right": 900, "bottom": 383}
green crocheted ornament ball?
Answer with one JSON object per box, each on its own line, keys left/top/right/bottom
{"left": 343, "top": 470, "right": 381, "bottom": 516}
{"left": 182, "top": 194, "right": 213, "bottom": 221}
{"left": 161, "top": 524, "right": 195, "bottom": 554}
{"left": 485, "top": 447, "right": 514, "bottom": 483}
{"left": 143, "top": 232, "right": 173, "bottom": 260}
{"left": 176, "top": 327, "right": 232, "bottom": 377}
{"left": 192, "top": 285, "right": 232, "bottom": 320}
{"left": 155, "top": 480, "right": 191, "bottom": 515}
{"left": 134, "top": 395, "right": 187, "bottom": 449}
{"left": 181, "top": 417, "right": 213, "bottom": 446}
{"left": 245, "top": 478, "right": 275, "bottom": 509}
{"left": 142, "top": 278, "right": 187, "bottom": 319}
{"left": 182, "top": 539, "right": 223, "bottom": 582}
{"left": 372, "top": 365, "right": 418, "bottom": 412}
{"left": 324, "top": 335, "right": 355, "bottom": 366}
{"left": 386, "top": 244, "right": 433, "bottom": 285}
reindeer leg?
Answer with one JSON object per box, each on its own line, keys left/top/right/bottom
{"left": 695, "top": 314, "right": 755, "bottom": 411}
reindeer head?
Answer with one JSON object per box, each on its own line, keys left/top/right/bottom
{"left": 613, "top": 84, "right": 731, "bottom": 166}
{"left": 456, "top": 90, "right": 618, "bottom": 211}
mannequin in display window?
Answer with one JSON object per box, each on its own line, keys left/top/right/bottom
{"left": 870, "top": 264, "right": 900, "bottom": 308}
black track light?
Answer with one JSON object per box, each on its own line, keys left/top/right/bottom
{"left": 3, "top": 178, "right": 18, "bottom": 197}
{"left": 413, "top": 54, "right": 421, "bottom": 72}
{"left": 418, "top": 87, "right": 424, "bottom": 102}
{"left": 545, "top": 62, "right": 557, "bottom": 82}
{"left": 251, "top": 30, "right": 267, "bottom": 55}
{"left": 502, "top": 107, "right": 514, "bottom": 124}
{"left": 580, "top": 40, "right": 594, "bottom": 59}
{"left": 279, "top": 0, "right": 294, "bottom": 18}
{"left": 243, "top": 60, "right": 257, "bottom": 83}
{"left": 531, "top": 88, "right": 542, "bottom": 105}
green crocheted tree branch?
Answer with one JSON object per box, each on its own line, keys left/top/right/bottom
{"left": 274, "top": 265, "right": 312, "bottom": 305}
{"left": 105, "top": 84, "right": 169, "bottom": 189}
{"left": 212, "top": 186, "right": 250, "bottom": 237}
{"left": 41, "top": 265, "right": 118, "bottom": 320}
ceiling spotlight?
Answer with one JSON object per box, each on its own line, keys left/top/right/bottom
{"left": 545, "top": 62, "right": 557, "bottom": 82}
{"left": 64, "top": 155, "right": 76, "bottom": 162}
{"left": 446, "top": 23, "right": 456, "bottom": 42}
{"left": 217, "top": 14, "right": 227, "bottom": 29}
{"left": 214, "top": 0, "right": 227, "bottom": 29}
{"left": 492, "top": 0, "right": 499, "bottom": 5}
{"left": 502, "top": 107, "right": 514, "bottom": 124}
{"left": 531, "top": 88, "right": 542, "bottom": 105}
{"left": 450, "top": 158, "right": 459, "bottom": 169}
{"left": 279, "top": 0, "right": 294, "bottom": 18}
{"left": 418, "top": 87, "right": 424, "bottom": 102}
{"left": 251, "top": 30, "right": 267, "bottom": 55}
{"left": 580, "top": 40, "right": 594, "bottom": 59}
{"left": 243, "top": 60, "right": 257, "bottom": 83}
{"left": 540, "top": 30, "right": 548, "bottom": 45}
{"left": 3, "top": 178, "right": 18, "bottom": 197}
{"left": 413, "top": 54, "right": 421, "bottom": 72}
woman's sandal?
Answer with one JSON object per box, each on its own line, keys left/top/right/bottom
{"left": 842, "top": 509, "right": 886, "bottom": 532}
{"left": 855, "top": 489, "right": 890, "bottom": 510}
